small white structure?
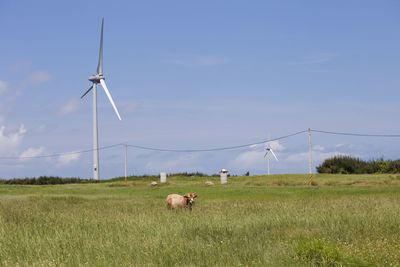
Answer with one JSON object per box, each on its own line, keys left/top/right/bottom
{"left": 160, "top": 172, "right": 167, "bottom": 183}
{"left": 219, "top": 169, "right": 229, "bottom": 184}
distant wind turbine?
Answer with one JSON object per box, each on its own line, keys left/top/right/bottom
{"left": 81, "top": 18, "right": 122, "bottom": 180}
{"left": 264, "top": 145, "right": 278, "bottom": 175}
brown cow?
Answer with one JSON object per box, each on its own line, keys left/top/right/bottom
{"left": 166, "top": 192, "right": 198, "bottom": 211}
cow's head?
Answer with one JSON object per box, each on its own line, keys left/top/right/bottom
{"left": 184, "top": 192, "right": 198, "bottom": 209}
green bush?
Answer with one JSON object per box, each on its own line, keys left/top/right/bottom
{"left": 295, "top": 238, "right": 342, "bottom": 266}
{"left": 317, "top": 156, "right": 400, "bottom": 174}
{"left": 295, "top": 238, "right": 366, "bottom": 266}
{"left": 1, "top": 176, "right": 91, "bottom": 185}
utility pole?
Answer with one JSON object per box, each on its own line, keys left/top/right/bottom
{"left": 308, "top": 128, "right": 313, "bottom": 185}
{"left": 124, "top": 144, "right": 128, "bottom": 183}
{"left": 267, "top": 133, "right": 271, "bottom": 175}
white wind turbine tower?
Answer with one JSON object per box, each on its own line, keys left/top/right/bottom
{"left": 264, "top": 144, "right": 279, "bottom": 175}
{"left": 81, "top": 18, "right": 122, "bottom": 180}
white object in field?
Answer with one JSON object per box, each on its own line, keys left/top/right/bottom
{"left": 220, "top": 169, "right": 228, "bottom": 184}
{"left": 160, "top": 172, "right": 167, "bottom": 183}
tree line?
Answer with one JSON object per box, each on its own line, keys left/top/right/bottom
{"left": 0, "top": 176, "right": 91, "bottom": 185}
{"left": 0, "top": 172, "right": 216, "bottom": 185}
{"left": 316, "top": 155, "right": 400, "bottom": 174}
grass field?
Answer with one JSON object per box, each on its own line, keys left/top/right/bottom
{"left": 1, "top": 174, "right": 400, "bottom": 266}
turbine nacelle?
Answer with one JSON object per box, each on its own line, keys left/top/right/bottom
{"left": 88, "top": 74, "right": 104, "bottom": 83}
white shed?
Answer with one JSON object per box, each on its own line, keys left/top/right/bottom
{"left": 160, "top": 172, "right": 167, "bottom": 183}
{"left": 219, "top": 169, "right": 229, "bottom": 184}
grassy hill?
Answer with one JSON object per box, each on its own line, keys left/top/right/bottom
{"left": 1, "top": 174, "right": 399, "bottom": 266}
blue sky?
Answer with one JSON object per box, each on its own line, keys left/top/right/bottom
{"left": 1, "top": 1, "right": 400, "bottom": 178}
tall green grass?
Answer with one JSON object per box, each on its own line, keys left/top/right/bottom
{"left": 0, "top": 174, "right": 399, "bottom": 266}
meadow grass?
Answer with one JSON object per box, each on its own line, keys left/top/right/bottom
{"left": 0, "top": 174, "right": 399, "bottom": 266}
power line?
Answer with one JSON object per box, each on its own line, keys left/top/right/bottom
{"left": 127, "top": 129, "right": 400, "bottom": 153}
{"left": 127, "top": 130, "right": 308, "bottom": 152}
{"left": 0, "top": 130, "right": 307, "bottom": 160}
{"left": 2, "top": 128, "right": 400, "bottom": 160}
{"left": 311, "top": 129, "right": 400, "bottom": 138}
{"left": 0, "top": 144, "right": 123, "bottom": 160}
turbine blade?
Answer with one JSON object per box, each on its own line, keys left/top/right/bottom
{"left": 97, "top": 18, "right": 104, "bottom": 75}
{"left": 270, "top": 149, "right": 279, "bottom": 161}
{"left": 264, "top": 151, "right": 269, "bottom": 158}
{"left": 81, "top": 85, "right": 93, "bottom": 99}
{"left": 100, "top": 79, "right": 122, "bottom": 120}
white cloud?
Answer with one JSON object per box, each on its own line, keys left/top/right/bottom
{"left": 285, "top": 152, "right": 309, "bottom": 163}
{"left": 0, "top": 80, "right": 10, "bottom": 94}
{"left": 313, "top": 145, "right": 325, "bottom": 151}
{"left": 144, "top": 154, "right": 202, "bottom": 173}
{"left": 284, "top": 142, "right": 378, "bottom": 168}
{"left": 286, "top": 151, "right": 347, "bottom": 163}
{"left": 19, "top": 146, "right": 46, "bottom": 160}
{"left": 59, "top": 99, "right": 80, "bottom": 115}
{"left": 230, "top": 150, "right": 266, "bottom": 169}
{"left": 57, "top": 152, "right": 81, "bottom": 166}
{"left": 248, "top": 140, "right": 285, "bottom": 152}
{"left": 0, "top": 124, "right": 26, "bottom": 155}
{"left": 231, "top": 140, "right": 285, "bottom": 169}
{"left": 0, "top": 125, "right": 48, "bottom": 164}
{"left": 28, "top": 71, "right": 51, "bottom": 84}
{"left": 268, "top": 140, "right": 285, "bottom": 151}
{"left": 334, "top": 143, "right": 371, "bottom": 152}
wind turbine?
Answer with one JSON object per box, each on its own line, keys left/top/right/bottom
{"left": 81, "top": 18, "right": 122, "bottom": 180}
{"left": 264, "top": 145, "right": 278, "bottom": 175}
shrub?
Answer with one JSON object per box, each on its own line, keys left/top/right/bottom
{"left": 295, "top": 238, "right": 366, "bottom": 266}
{"left": 295, "top": 238, "right": 342, "bottom": 266}
{"left": 3, "top": 176, "right": 91, "bottom": 185}
{"left": 317, "top": 156, "right": 400, "bottom": 174}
